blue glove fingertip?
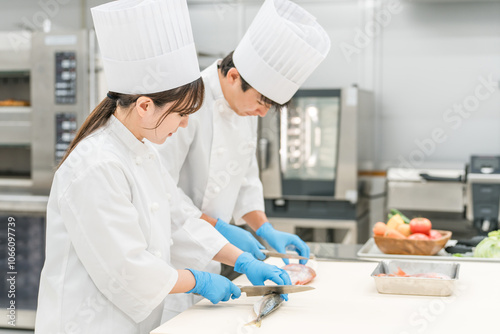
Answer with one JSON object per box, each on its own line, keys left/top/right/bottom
{"left": 280, "top": 270, "right": 292, "bottom": 286}
{"left": 255, "top": 250, "right": 266, "bottom": 261}
{"left": 231, "top": 284, "right": 241, "bottom": 299}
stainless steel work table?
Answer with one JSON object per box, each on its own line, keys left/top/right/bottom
{"left": 151, "top": 250, "right": 499, "bottom": 334}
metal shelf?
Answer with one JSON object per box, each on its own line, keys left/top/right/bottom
{"left": 0, "top": 106, "right": 31, "bottom": 113}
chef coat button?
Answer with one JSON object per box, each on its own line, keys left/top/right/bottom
{"left": 150, "top": 202, "right": 160, "bottom": 212}
{"left": 166, "top": 193, "right": 172, "bottom": 201}
{"left": 213, "top": 186, "right": 221, "bottom": 194}
{"left": 135, "top": 156, "right": 143, "bottom": 165}
{"left": 217, "top": 102, "right": 225, "bottom": 113}
{"left": 152, "top": 250, "right": 162, "bottom": 258}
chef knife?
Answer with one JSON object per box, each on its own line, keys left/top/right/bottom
{"left": 238, "top": 285, "right": 315, "bottom": 296}
{"left": 261, "top": 249, "right": 315, "bottom": 260}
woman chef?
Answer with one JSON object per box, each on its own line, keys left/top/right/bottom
{"left": 34, "top": 1, "right": 290, "bottom": 333}
{"left": 157, "top": 0, "right": 330, "bottom": 320}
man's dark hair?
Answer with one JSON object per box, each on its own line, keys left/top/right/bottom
{"left": 218, "top": 51, "right": 289, "bottom": 111}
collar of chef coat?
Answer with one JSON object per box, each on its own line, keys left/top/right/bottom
{"left": 108, "top": 115, "right": 151, "bottom": 157}
{"left": 208, "top": 60, "right": 224, "bottom": 100}
{"left": 207, "top": 60, "right": 233, "bottom": 113}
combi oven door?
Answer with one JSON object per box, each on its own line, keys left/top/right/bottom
{"left": 279, "top": 89, "right": 341, "bottom": 198}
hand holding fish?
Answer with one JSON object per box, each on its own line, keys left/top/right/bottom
{"left": 234, "top": 252, "right": 292, "bottom": 301}
{"left": 256, "top": 222, "right": 311, "bottom": 264}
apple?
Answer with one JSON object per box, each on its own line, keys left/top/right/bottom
{"left": 429, "top": 230, "right": 442, "bottom": 240}
{"left": 408, "top": 233, "right": 430, "bottom": 240}
{"left": 409, "top": 217, "right": 432, "bottom": 235}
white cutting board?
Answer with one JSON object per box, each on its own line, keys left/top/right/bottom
{"left": 151, "top": 258, "right": 500, "bottom": 334}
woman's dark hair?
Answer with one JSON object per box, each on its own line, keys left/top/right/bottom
{"left": 218, "top": 51, "right": 288, "bottom": 111}
{"left": 57, "top": 77, "right": 204, "bottom": 168}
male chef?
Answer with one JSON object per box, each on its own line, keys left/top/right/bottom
{"left": 158, "top": 0, "right": 330, "bottom": 320}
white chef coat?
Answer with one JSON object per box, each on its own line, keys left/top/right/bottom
{"left": 35, "top": 115, "right": 228, "bottom": 334}
{"left": 156, "top": 61, "right": 266, "bottom": 321}
{"left": 157, "top": 60, "right": 265, "bottom": 226}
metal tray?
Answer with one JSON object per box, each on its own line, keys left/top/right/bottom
{"left": 358, "top": 238, "right": 500, "bottom": 263}
{"left": 371, "top": 260, "right": 460, "bottom": 296}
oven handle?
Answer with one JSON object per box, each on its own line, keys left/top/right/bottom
{"left": 419, "top": 173, "right": 463, "bottom": 182}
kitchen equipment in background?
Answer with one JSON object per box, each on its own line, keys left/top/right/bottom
{"left": 0, "top": 30, "right": 93, "bottom": 196}
{"left": 385, "top": 166, "right": 471, "bottom": 238}
{"left": 258, "top": 87, "right": 374, "bottom": 244}
{"left": 466, "top": 155, "right": 500, "bottom": 233}
{"left": 386, "top": 167, "right": 466, "bottom": 218}
{"left": 0, "top": 211, "right": 45, "bottom": 329}
{"left": 0, "top": 30, "right": 95, "bottom": 329}
{"left": 386, "top": 155, "right": 500, "bottom": 239}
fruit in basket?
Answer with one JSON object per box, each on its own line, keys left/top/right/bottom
{"left": 372, "top": 222, "right": 388, "bottom": 236}
{"left": 408, "top": 233, "right": 430, "bottom": 240}
{"left": 409, "top": 217, "right": 432, "bottom": 235}
{"left": 371, "top": 210, "right": 451, "bottom": 255}
{"left": 384, "top": 229, "right": 406, "bottom": 239}
{"left": 396, "top": 223, "right": 411, "bottom": 237}
{"left": 429, "top": 230, "right": 442, "bottom": 240}
{"left": 387, "top": 214, "right": 405, "bottom": 230}
{"left": 374, "top": 230, "right": 452, "bottom": 255}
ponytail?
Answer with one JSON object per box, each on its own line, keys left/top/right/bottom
{"left": 57, "top": 96, "right": 116, "bottom": 168}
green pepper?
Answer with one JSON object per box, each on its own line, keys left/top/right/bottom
{"left": 387, "top": 208, "right": 410, "bottom": 224}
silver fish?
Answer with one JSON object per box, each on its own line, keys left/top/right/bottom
{"left": 246, "top": 293, "right": 284, "bottom": 327}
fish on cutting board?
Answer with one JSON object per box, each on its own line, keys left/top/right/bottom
{"left": 246, "top": 293, "right": 284, "bottom": 327}
{"left": 282, "top": 263, "right": 317, "bottom": 285}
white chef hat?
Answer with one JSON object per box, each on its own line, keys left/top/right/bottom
{"left": 233, "top": 0, "right": 330, "bottom": 104}
{"left": 91, "top": 0, "right": 200, "bottom": 94}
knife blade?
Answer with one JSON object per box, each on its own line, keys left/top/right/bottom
{"left": 238, "top": 285, "right": 315, "bottom": 296}
{"left": 261, "top": 249, "right": 315, "bottom": 260}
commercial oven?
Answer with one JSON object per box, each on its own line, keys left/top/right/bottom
{"left": 385, "top": 155, "right": 500, "bottom": 239}
{"left": 0, "top": 30, "right": 93, "bottom": 329}
{"left": 257, "top": 87, "right": 374, "bottom": 243}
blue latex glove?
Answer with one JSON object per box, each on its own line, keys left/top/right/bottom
{"left": 186, "top": 269, "right": 241, "bottom": 304}
{"left": 215, "top": 219, "right": 266, "bottom": 260}
{"left": 234, "top": 252, "right": 291, "bottom": 301}
{"left": 256, "top": 222, "right": 310, "bottom": 265}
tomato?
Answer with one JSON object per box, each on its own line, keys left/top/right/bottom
{"left": 409, "top": 217, "right": 432, "bottom": 235}
{"left": 408, "top": 233, "right": 430, "bottom": 240}
{"left": 429, "top": 230, "right": 442, "bottom": 240}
